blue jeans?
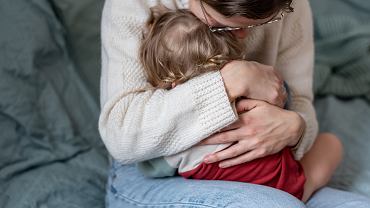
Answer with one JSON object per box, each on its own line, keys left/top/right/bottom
{"left": 107, "top": 161, "right": 370, "bottom": 208}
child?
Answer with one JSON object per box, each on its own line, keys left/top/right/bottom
{"left": 137, "top": 5, "right": 342, "bottom": 202}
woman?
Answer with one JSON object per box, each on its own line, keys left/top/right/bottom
{"left": 99, "top": 0, "right": 370, "bottom": 207}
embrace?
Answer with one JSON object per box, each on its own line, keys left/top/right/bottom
{"left": 99, "top": 0, "right": 370, "bottom": 207}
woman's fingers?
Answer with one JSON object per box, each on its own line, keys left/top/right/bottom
{"left": 219, "top": 120, "right": 242, "bottom": 131}
{"left": 218, "top": 149, "right": 266, "bottom": 168}
{"left": 199, "top": 100, "right": 304, "bottom": 168}
{"left": 203, "top": 142, "right": 248, "bottom": 164}
{"left": 198, "top": 129, "right": 240, "bottom": 145}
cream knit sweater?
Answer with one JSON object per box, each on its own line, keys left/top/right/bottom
{"left": 99, "top": 0, "right": 318, "bottom": 164}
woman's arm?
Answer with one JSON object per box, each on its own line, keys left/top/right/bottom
{"left": 275, "top": 0, "right": 318, "bottom": 159}
{"left": 99, "top": 0, "right": 237, "bottom": 164}
{"left": 197, "top": 0, "right": 317, "bottom": 166}
{"left": 99, "top": 0, "right": 286, "bottom": 164}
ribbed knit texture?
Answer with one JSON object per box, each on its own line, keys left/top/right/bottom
{"left": 311, "top": 0, "right": 370, "bottom": 101}
{"left": 98, "top": 0, "right": 318, "bottom": 164}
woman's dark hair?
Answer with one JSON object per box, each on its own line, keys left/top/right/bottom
{"left": 201, "top": 0, "right": 294, "bottom": 19}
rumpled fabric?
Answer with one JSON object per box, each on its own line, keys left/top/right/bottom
{"left": 311, "top": 0, "right": 370, "bottom": 101}
{"left": 0, "top": 0, "right": 108, "bottom": 207}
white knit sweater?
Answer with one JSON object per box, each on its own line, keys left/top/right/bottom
{"left": 98, "top": 0, "right": 318, "bottom": 164}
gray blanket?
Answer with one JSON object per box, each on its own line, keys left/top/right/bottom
{"left": 0, "top": 0, "right": 108, "bottom": 207}
{"left": 311, "top": 0, "right": 370, "bottom": 101}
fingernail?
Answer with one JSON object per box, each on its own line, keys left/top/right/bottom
{"left": 204, "top": 156, "right": 212, "bottom": 163}
{"left": 219, "top": 163, "right": 227, "bottom": 168}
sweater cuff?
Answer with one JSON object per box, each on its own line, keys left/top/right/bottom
{"left": 187, "top": 71, "right": 238, "bottom": 137}
{"left": 293, "top": 112, "right": 318, "bottom": 160}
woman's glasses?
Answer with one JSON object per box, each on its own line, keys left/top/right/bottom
{"left": 200, "top": 0, "right": 286, "bottom": 33}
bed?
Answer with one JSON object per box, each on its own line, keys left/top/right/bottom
{"left": 0, "top": 0, "right": 369, "bottom": 207}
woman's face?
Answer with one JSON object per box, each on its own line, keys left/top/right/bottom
{"left": 189, "top": 0, "right": 276, "bottom": 39}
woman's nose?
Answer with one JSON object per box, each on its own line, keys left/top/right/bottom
{"left": 231, "top": 29, "right": 249, "bottom": 39}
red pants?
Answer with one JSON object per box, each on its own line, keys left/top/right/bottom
{"left": 180, "top": 147, "right": 306, "bottom": 199}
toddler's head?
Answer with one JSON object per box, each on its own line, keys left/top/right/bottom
{"left": 140, "top": 5, "right": 246, "bottom": 89}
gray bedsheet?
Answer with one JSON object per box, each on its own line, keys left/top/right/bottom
{"left": 315, "top": 97, "right": 370, "bottom": 197}
{"left": 0, "top": 0, "right": 108, "bottom": 207}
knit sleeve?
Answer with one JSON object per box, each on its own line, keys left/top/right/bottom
{"left": 98, "top": 0, "right": 237, "bottom": 164}
{"left": 276, "top": 0, "right": 318, "bottom": 160}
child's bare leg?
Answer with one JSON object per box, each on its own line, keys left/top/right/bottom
{"left": 299, "top": 133, "right": 343, "bottom": 202}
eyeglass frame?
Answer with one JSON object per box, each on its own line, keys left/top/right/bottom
{"left": 200, "top": 0, "right": 286, "bottom": 33}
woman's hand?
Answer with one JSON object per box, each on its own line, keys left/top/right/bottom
{"left": 198, "top": 99, "right": 305, "bottom": 168}
{"left": 220, "top": 60, "right": 287, "bottom": 107}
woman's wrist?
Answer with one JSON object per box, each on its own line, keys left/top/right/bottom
{"left": 291, "top": 127, "right": 305, "bottom": 151}
{"left": 288, "top": 112, "right": 306, "bottom": 148}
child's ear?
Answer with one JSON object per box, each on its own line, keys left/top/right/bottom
{"left": 147, "top": 4, "right": 171, "bottom": 26}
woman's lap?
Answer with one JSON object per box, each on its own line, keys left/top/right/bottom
{"left": 107, "top": 161, "right": 370, "bottom": 208}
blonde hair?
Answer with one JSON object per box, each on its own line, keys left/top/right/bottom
{"left": 139, "top": 5, "right": 246, "bottom": 89}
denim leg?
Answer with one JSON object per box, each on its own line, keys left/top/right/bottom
{"left": 306, "top": 187, "right": 370, "bottom": 208}
{"left": 106, "top": 162, "right": 305, "bottom": 208}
